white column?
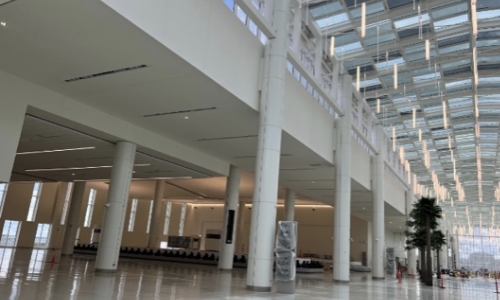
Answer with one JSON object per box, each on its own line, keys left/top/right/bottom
{"left": 236, "top": 201, "right": 247, "bottom": 254}
{"left": 333, "top": 75, "right": 352, "bottom": 282}
{"left": 147, "top": 180, "right": 165, "bottom": 249}
{"left": 48, "top": 182, "right": 70, "bottom": 250}
{"left": 453, "top": 235, "right": 460, "bottom": 269}
{"left": 372, "top": 124, "right": 385, "bottom": 279}
{"left": 61, "top": 182, "right": 86, "bottom": 255}
{"left": 406, "top": 190, "right": 417, "bottom": 276}
{"left": 284, "top": 189, "right": 295, "bottom": 221}
{"left": 439, "top": 227, "right": 448, "bottom": 269}
{"left": 246, "top": 0, "right": 291, "bottom": 291}
{"left": 0, "top": 101, "right": 26, "bottom": 182}
{"left": 95, "top": 141, "right": 136, "bottom": 272}
{"left": 367, "top": 222, "right": 373, "bottom": 268}
{"left": 219, "top": 165, "right": 241, "bottom": 270}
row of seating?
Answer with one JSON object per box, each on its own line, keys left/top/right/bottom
{"left": 74, "top": 244, "right": 249, "bottom": 263}
{"left": 297, "top": 261, "right": 324, "bottom": 269}
{"left": 74, "top": 244, "right": 321, "bottom": 269}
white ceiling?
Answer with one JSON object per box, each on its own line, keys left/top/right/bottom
{"left": 0, "top": 0, "right": 406, "bottom": 231}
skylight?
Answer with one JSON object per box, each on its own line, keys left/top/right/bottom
{"left": 394, "top": 13, "right": 430, "bottom": 29}
{"left": 316, "top": 12, "right": 349, "bottom": 28}
{"left": 375, "top": 57, "right": 405, "bottom": 70}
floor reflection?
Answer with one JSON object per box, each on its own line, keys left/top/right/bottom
{"left": 0, "top": 249, "right": 497, "bottom": 299}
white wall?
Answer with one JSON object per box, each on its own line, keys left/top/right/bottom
{"left": 1, "top": 181, "right": 373, "bottom": 262}
{"left": 350, "top": 140, "right": 371, "bottom": 189}
{"left": 384, "top": 173, "right": 406, "bottom": 214}
{"left": 184, "top": 204, "right": 368, "bottom": 260}
{"left": 283, "top": 72, "right": 335, "bottom": 163}
{"left": 0, "top": 182, "right": 70, "bottom": 249}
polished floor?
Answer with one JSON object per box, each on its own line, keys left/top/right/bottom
{"left": 0, "top": 248, "right": 498, "bottom": 299}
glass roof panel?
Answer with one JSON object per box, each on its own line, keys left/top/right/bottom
{"left": 433, "top": 14, "right": 469, "bottom": 31}
{"left": 316, "top": 12, "right": 349, "bottom": 28}
{"left": 477, "top": 9, "right": 500, "bottom": 21}
{"left": 350, "top": 1, "right": 385, "bottom": 19}
{"left": 309, "top": 1, "right": 343, "bottom": 18}
{"left": 431, "top": 2, "right": 468, "bottom": 19}
{"left": 394, "top": 13, "right": 430, "bottom": 29}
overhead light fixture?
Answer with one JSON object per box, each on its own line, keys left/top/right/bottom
{"left": 0, "top": 22, "right": 5, "bottom": 27}
{"left": 25, "top": 163, "right": 150, "bottom": 172}
{"left": 392, "top": 127, "right": 396, "bottom": 152}
{"left": 412, "top": 108, "right": 416, "bottom": 128}
{"left": 474, "top": 94, "right": 479, "bottom": 118}
{"left": 376, "top": 98, "right": 380, "bottom": 113}
{"left": 471, "top": 0, "right": 477, "bottom": 36}
{"left": 418, "top": 128, "right": 422, "bottom": 141}
{"left": 361, "top": 2, "right": 366, "bottom": 38}
{"left": 473, "top": 47, "right": 478, "bottom": 86}
{"left": 356, "top": 66, "right": 360, "bottom": 91}
{"left": 394, "top": 63, "right": 398, "bottom": 89}
{"left": 329, "top": 36, "right": 335, "bottom": 57}
{"left": 17, "top": 146, "right": 96, "bottom": 155}
{"left": 442, "top": 101, "right": 447, "bottom": 129}
{"left": 425, "top": 39, "right": 430, "bottom": 60}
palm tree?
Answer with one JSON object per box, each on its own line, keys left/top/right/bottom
{"left": 407, "top": 197, "right": 442, "bottom": 286}
{"left": 405, "top": 228, "right": 427, "bottom": 281}
{"left": 431, "top": 230, "right": 447, "bottom": 280}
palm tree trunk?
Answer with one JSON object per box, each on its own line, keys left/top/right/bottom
{"left": 420, "top": 247, "right": 426, "bottom": 282}
{"left": 426, "top": 218, "right": 433, "bottom": 286}
{"left": 436, "top": 249, "right": 441, "bottom": 280}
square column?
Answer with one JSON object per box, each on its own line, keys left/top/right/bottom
{"left": 333, "top": 75, "right": 352, "bottom": 282}
{"left": 372, "top": 124, "right": 385, "bottom": 279}
{"left": 218, "top": 165, "right": 241, "bottom": 270}
{"left": 95, "top": 141, "right": 136, "bottom": 272}
{"left": 246, "top": 0, "right": 291, "bottom": 291}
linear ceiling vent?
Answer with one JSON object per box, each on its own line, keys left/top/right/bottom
{"left": 144, "top": 107, "right": 217, "bottom": 118}
{"left": 198, "top": 135, "right": 257, "bottom": 142}
{"left": 235, "top": 154, "right": 291, "bottom": 159}
{"left": 64, "top": 64, "right": 148, "bottom": 83}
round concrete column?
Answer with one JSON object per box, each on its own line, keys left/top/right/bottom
{"left": 284, "top": 189, "right": 295, "bottom": 221}
{"left": 372, "top": 124, "right": 386, "bottom": 280}
{"left": 246, "top": 0, "right": 291, "bottom": 291}
{"left": 147, "top": 180, "right": 165, "bottom": 249}
{"left": 333, "top": 75, "right": 353, "bottom": 283}
{"left": 218, "top": 165, "right": 241, "bottom": 270}
{"left": 95, "top": 141, "right": 136, "bottom": 272}
{"left": 61, "top": 182, "right": 86, "bottom": 255}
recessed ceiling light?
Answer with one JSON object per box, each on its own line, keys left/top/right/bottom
{"left": 25, "top": 163, "right": 150, "bottom": 172}
{"left": 72, "top": 173, "right": 76, "bottom": 176}
{"left": 17, "top": 146, "right": 96, "bottom": 155}
{"left": 184, "top": 116, "right": 189, "bottom": 119}
{"left": 311, "top": 181, "right": 315, "bottom": 184}
{"left": 0, "top": 22, "right": 6, "bottom": 27}
{"left": 362, "top": 207, "right": 365, "bottom": 210}
{"left": 390, "top": 222, "right": 392, "bottom": 224}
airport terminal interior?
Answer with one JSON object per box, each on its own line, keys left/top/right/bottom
{"left": 0, "top": 0, "right": 499, "bottom": 298}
